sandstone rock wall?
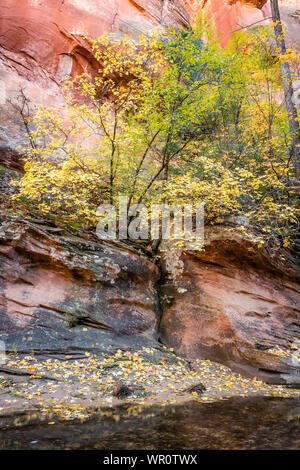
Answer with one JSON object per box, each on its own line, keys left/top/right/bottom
{"left": 159, "top": 226, "right": 300, "bottom": 385}
{"left": 0, "top": 0, "right": 190, "bottom": 86}
{"left": 0, "top": 215, "right": 161, "bottom": 358}
{"left": 197, "top": 1, "right": 299, "bottom": 47}
{"left": 1, "top": 1, "right": 299, "bottom": 169}
{"left": 0, "top": 0, "right": 190, "bottom": 169}
{"left": 0, "top": 1, "right": 299, "bottom": 384}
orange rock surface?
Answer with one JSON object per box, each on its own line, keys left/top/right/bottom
{"left": 0, "top": 2, "right": 299, "bottom": 382}
{"left": 160, "top": 225, "right": 300, "bottom": 385}
{"left": 0, "top": 1, "right": 298, "bottom": 168}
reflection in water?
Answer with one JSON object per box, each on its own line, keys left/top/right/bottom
{"left": 1, "top": 397, "right": 300, "bottom": 449}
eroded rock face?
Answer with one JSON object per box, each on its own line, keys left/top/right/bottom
{"left": 1, "top": 1, "right": 299, "bottom": 170}
{"left": 198, "top": 0, "right": 270, "bottom": 46}
{"left": 0, "top": 213, "right": 299, "bottom": 384}
{"left": 0, "top": 0, "right": 190, "bottom": 169}
{"left": 159, "top": 226, "right": 300, "bottom": 385}
{"left": 187, "top": 1, "right": 299, "bottom": 50}
{"left": 0, "top": 215, "right": 160, "bottom": 358}
{"left": 200, "top": 1, "right": 300, "bottom": 48}
{"left": 0, "top": 0, "right": 190, "bottom": 87}
{"left": 0, "top": 1, "right": 299, "bottom": 383}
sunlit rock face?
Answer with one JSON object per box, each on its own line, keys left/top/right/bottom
{"left": 198, "top": 1, "right": 300, "bottom": 48}
{"left": 0, "top": 0, "right": 298, "bottom": 94}
{"left": 0, "top": 0, "right": 190, "bottom": 169}
{"left": 185, "top": 0, "right": 271, "bottom": 34}
{"left": 0, "top": 0, "right": 299, "bottom": 169}
{"left": 0, "top": 0, "right": 189, "bottom": 87}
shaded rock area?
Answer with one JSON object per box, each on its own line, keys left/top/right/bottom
{"left": 0, "top": 199, "right": 299, "bottom": 385}
{"left": 0, "top": 214, "right": 161, "bottom": 358}
{"left": 160, "top": 225, "right": 300, "bottom": 386}
{"left": 0, "top": 209, "right": 299, "bottom": 384}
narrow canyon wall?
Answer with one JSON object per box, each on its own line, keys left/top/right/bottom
{"left": 1, "top": 1, "right": 299, "bottom": 169}
{"left": 0, "top": 0, "right": 190, "bottom": 169}
{"left": 0, "top": 211, "right": 299, "bottom": 384}
{"left": 0, "top": 1, "right": 299, "bottom": 382}
{"left": 185, "top": 1, "right": 299, "bottom": 47}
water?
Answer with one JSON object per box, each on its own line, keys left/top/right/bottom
{"left": 1, "top": 396, "right": 299, "bottom": 449}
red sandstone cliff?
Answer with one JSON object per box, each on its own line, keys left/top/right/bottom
{"left": 1, "top": 1, "right": 298, "bottom": 85}
{"left": 0, "top": 1, "right": 299, "bottom": 384}
{"left": 0, "top": 0, "right": 190, "bottom": 87}
{"left": 0, "top": 0, "right": 190, "bottom": 168}
{"left": 0, "top": 1, "right": 299, "bottom": 169}
{"left": 200, "top": 1, "right": 300, "bottom": 47}
{"left": 160, "top": 225, "right": 300, "bottom": 385}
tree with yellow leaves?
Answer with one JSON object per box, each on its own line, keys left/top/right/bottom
{"left": 13, "top": 23, "right": 299, "bottom": 250}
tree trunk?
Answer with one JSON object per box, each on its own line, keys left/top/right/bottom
{"left": 270, "top": 0, "right": 300, "bottom": 181}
